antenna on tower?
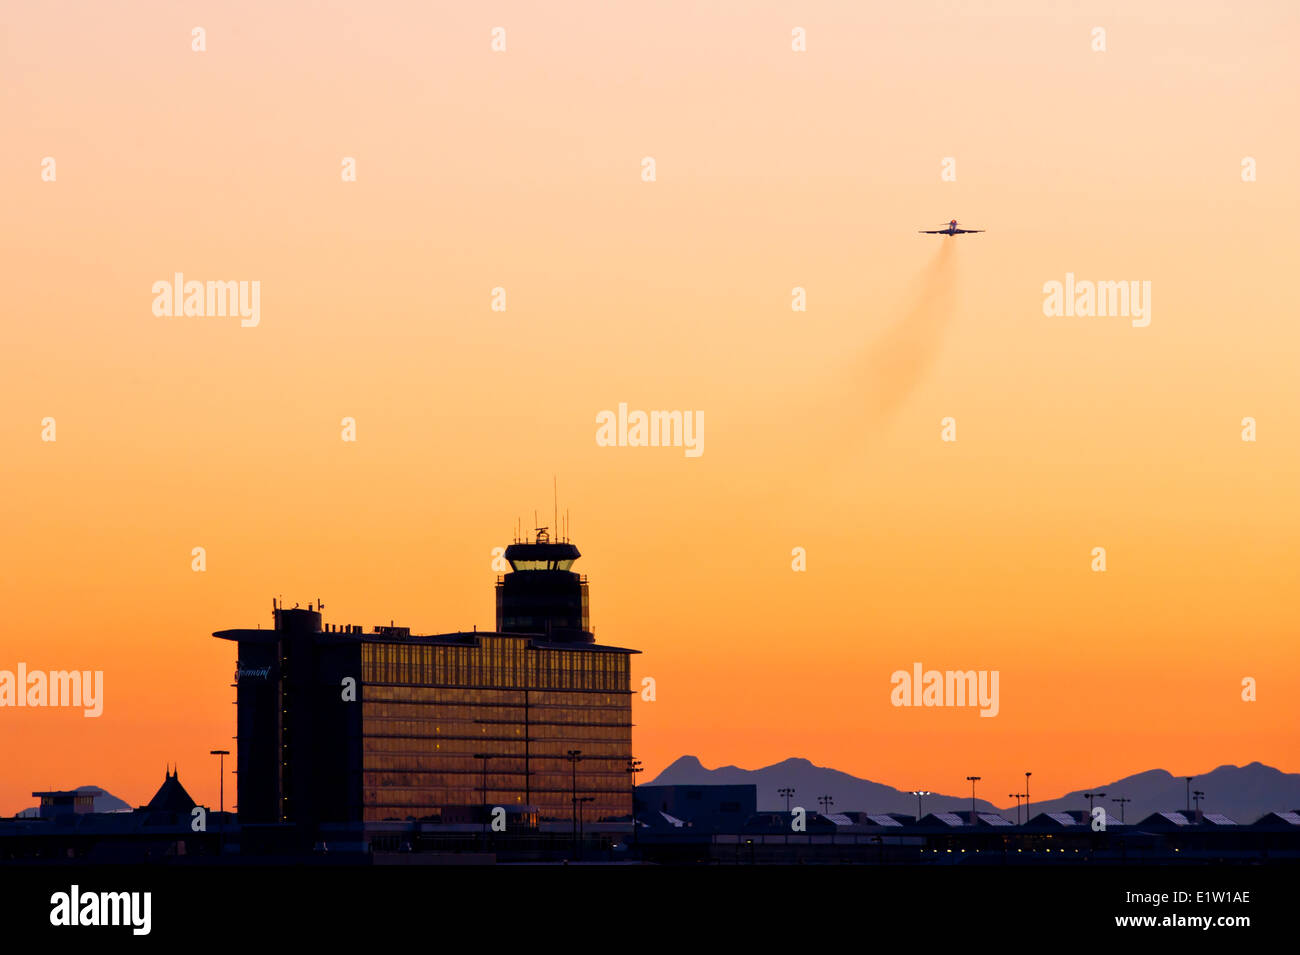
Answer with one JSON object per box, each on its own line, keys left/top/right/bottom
{"left": 553, "top": 475, "right": 558, "bottom": 543}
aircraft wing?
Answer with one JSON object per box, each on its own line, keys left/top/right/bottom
{"left": 918, "top": 229, "right": 951, "bottom": 234}
{"left": 952, "top": 228, "right": 984, "bottom": 233}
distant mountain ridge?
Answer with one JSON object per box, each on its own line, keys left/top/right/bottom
{"left": 647, "top": 757, "right": 1300, "bottom": 824}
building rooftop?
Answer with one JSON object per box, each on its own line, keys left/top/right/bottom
{"left": 214, "top": 626, "right": 638, "bottom": 653}
{"left": 144, "top": 769, "right": 196, "bottom": 814}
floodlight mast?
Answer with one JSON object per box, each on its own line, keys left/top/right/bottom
{"left": 910, "top": 790, "right": 932, "bottom": 821}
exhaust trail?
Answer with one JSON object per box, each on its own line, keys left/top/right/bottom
{"left": 725, "top": 241, "right": 963, "bottom": 514}
{"left": 857, "top": 238, "right": 959, "bottom": 427}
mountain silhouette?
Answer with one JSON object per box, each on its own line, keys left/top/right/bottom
{"left": 649, "top": 756, "right": 1001, "bottom": 816}
{"left": 647, "top": 757, "right": 1300, "bottom": 823}
{"left": 1016, "top": 762, "right": 1300, "bottom": 824}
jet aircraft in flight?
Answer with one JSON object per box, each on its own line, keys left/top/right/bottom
{"left": 919, "top": 219, "right": 984, "bottom": 236}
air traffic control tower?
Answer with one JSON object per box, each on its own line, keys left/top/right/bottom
{"left": 495, "top": 529, "right": 592, "bottom": 641}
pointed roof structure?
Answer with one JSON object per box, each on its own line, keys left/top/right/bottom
{"left": 144, "top": 766, "right": 196, "bottom": 813}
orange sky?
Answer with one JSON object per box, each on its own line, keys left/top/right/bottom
{"left": 2, "top": 1, "right": 1298, "bottom": 814}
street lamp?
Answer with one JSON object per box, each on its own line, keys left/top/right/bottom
{"left": 208, "top": 749, "right": 229, "bottom": 816}
{"left": 627, "top": 759, "right": 643, "bottom": 848}
{"left": 1185, "top": 776, "right": 1194, "bottom": 812}
{"left": 1025, "top": 772, "right": 1032, "bottom": 820}
{"left": 779, "top": 787, "right": 796, "bottom": 813}
{"left": 209, "top": 749, "right": 229, "bottom": 855}
{"left": 966, "top": 776, "right": 981, "bottom": 823}
{"left": 473, "top": 753, "right": 496, "bottom": 841}
{"left": 1008, "top": 793, "right": 1025, "bottom": 825}
{"left": 1084, "top": 791, "right": 1107, "bottom": 814}
{"left": 817, "top": 794, "right": 835, "bottom": 846}
{"left": 577, "top": 796, "right": 596, "bottom": 847}
{"left": 910, "top": 790, "right": 932, "bottom": 822}
{"left": 1193, "top": 790, "right": 1205, "bottom": 815}
{"left": 565, "top": 750, "right": 583, "bottom": 857}
{"left": 1111, "top": 796, "right": 1130, "bottom": 823}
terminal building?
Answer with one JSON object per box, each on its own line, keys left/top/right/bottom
{"left": 213, "top": 531, "right": 637, "bottom": 837}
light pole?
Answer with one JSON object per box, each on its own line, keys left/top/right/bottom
{"left": 1024, "top": 772, "right": 1031, "bottom": 821}
{"left": 818, "top": 795, "right": 835, "bottom": 846}
{"left": 577, "top": 796, "right": 595, "bottom": 849}
{"left": 1185, "top": 776, "right": 1194, "bottom": 812}
{"left": 1009, "top": 793, "right": 1024, "bottom": 825}
{"left": 1084, "top": 791, "right": 1107, "bottom": 815}
{"left": 565, "top": 750, "right": 583, "bottom": 858}
{"left": 1112, "top": 796, "right": 1130, "bottom": 823}
{"left": 209, "top": 749, "right": 229, "bottom": 854}
{"left": 966, "top": 776, "right": 981, "bottom": 824}
{"left": 910, "top": 790, "right": 931, "bottom": 823}
{"left": 473, "top": 753, "right": 496, "bottom": 843}
{"left": 1193, "top": 790, "right": 1205, "bottom": 816}
{"left": 779, "top": 787, "right": 795, "bottom": 813}
{"left": 626, "top": 759, "right": 643, "bottom": 849}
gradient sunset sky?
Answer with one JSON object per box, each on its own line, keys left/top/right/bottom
{"left": 3, "top": 1, "right": 1298, "bottom": 815}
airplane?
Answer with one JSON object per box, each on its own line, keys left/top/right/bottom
{"left": 919, "top": 219, "right": 984, "bottom": 236}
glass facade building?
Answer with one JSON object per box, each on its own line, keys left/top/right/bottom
{"left": 214, "top": 533, "right": 637, "bottom": 831}
{"left": 361, "top": 637, "right": 631, "bottom": 822}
